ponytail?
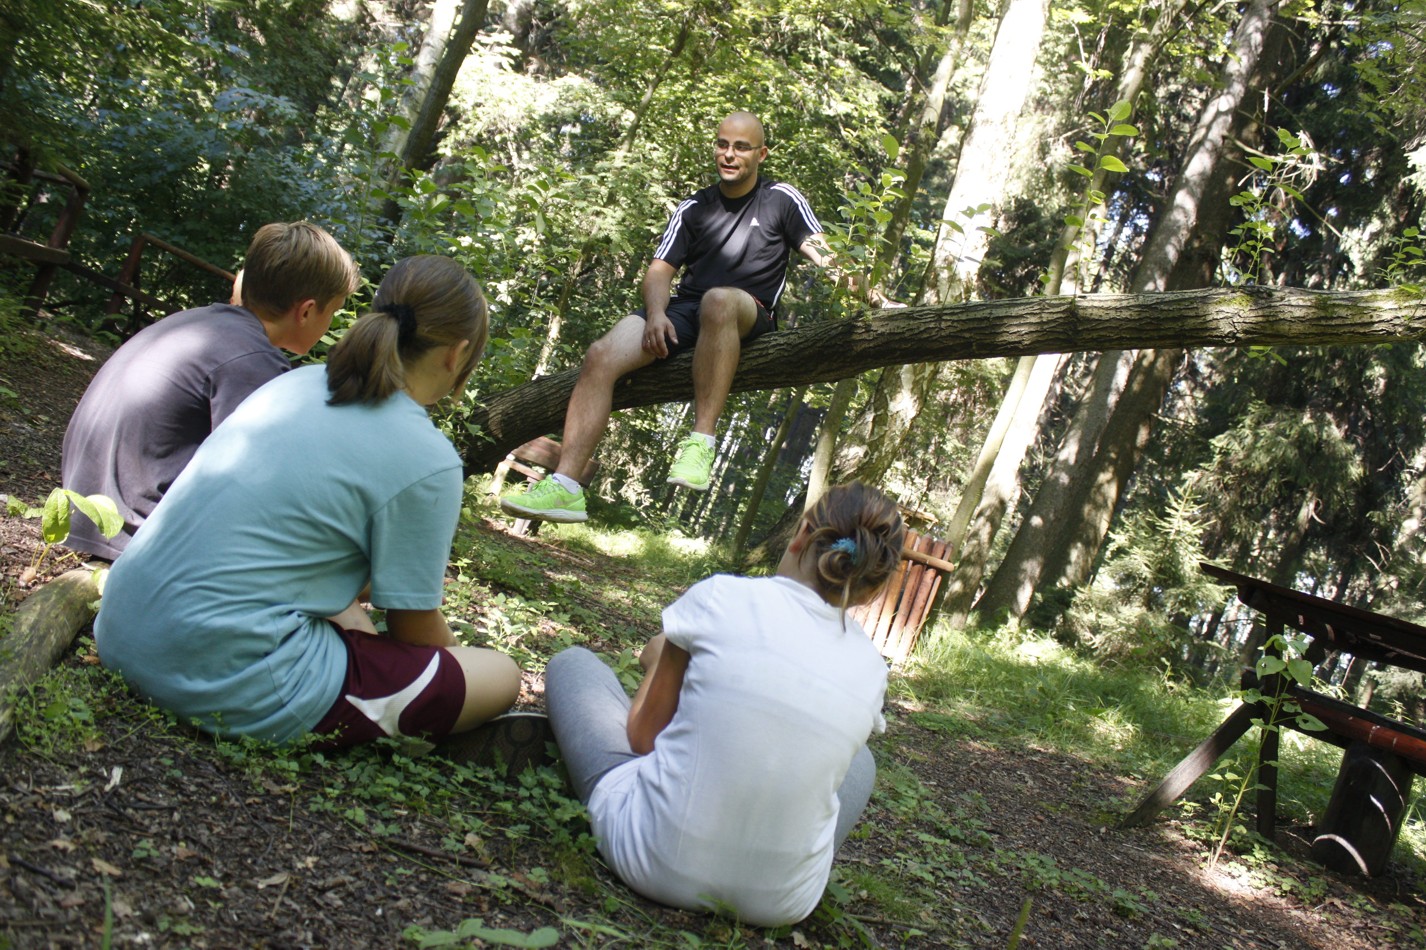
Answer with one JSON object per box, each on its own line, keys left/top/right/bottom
{"left": 327, "top": 256, "right": 488, "bottom": 405}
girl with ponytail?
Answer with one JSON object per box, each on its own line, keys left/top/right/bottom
{"left": 544, "top": 481, "right": 906, "bottom": 926}
{"left": 98, "top": 256, "right": 530, "bottom": 761}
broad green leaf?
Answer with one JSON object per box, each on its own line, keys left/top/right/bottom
{"left": 67, "top": 491, "right": 123, "bottom": 540}
{"left": 1067, "top": 164, "right": 1093, "bottom": 178}
{"left": 1064, "top": 213, "right": 1085, "bottom": 227}
{"left": 881, "top": 133, "right": 899, "bottom": 162}
{"left": 1108, "top": 100, "right": 1132, "bottom": 121}
{"left": 451, "top": 923, "right": 559, "bottom": 948}
{"left": 41, "top": 488, "right": 72, "bottom": 545}
{"left": 1295, "top": 713, "right": 1326, "bottom": 732}
{"left": 1075, "top": 140, "right": 1096, "bottom": 153}
{"left": 1098, "top": 155, "right": 1129, "bottom": 173}
{"left": 1287, "top": 657, "right": 1315, "bottom": 686}
{"left": 1110, "top": 123, "right": 1139, "bottom": 137}
{"left": 1256, "top": 655, "right": 1287, "bottom": 676}
{"left": 1248, "top": 156, "right": 1276, "bottom": 171}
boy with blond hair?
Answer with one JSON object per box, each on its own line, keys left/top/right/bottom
{"left": 62, "top": 221, "right": 359, "bottom": 559}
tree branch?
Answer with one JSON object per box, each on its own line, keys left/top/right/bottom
{"left": 462, "top": 287, "right": 1426, "bottom": 472}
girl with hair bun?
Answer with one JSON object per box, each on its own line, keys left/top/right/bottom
{"left": 544, "top": 481, "right": 906, "bottom": 927}
{"left": 98, "top": 256, "right": 533, "bottom": 762}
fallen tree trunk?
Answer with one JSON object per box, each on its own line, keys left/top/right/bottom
{"left": 462, "top": 286, "right": 1425, "bottom": 473}
{"left": 0, "top": 568, "right": 101, "bottom": 744}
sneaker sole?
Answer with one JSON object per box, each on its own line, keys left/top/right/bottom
{"left": 666, "top": 476, "right": 710, "bottom": 491}
{"left": 434, "top": 712, "right": 554, "bottom": 779}
{"left": 499, "top": 499, "right": 588, "bottom": 523}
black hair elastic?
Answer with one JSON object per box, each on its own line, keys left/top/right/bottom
{"left": 378, "top": 301, "right": 418, "bottom": 347}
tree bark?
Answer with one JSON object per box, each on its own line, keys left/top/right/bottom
{"left": 0, "top": 569, "right": 100, "bottom": 744}
{"left": 732, "top": 387, "right": 805, "bottom": 561}
{"left": 978, "top": 0, "right": 1284, "bottom": 617}
{"left": 379, "top": 0, "right": 461, "bottom": 164}
{"left": 459, "top": 287, "right": 1426, "bottom": 473}
{"left": 881, "top": 0, "right": 975, "bottom": 274}
{"left": 940, "top": 353, "right": 1062, "bottom": 626}
{"left": 925, "top": 0, "right": 1050, "bottom": 305}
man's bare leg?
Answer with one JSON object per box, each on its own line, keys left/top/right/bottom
{"left": 555, "top": 314, "right": 657, "bottom": 480}
{"left": 689, "top": 287, "right": 759, "bottom": 436}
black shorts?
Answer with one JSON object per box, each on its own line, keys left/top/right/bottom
{"left": 637, "top": 293, "right": 774, "bottom": 356}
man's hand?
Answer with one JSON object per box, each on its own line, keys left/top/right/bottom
{"left": 867, "top": 287, "right": 906, "bottom": 309}
{"left": 642, "top": 311, "right": 679, "bottom": 358}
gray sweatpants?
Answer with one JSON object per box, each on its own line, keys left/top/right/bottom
{"left": 543, "top": 646, "right": 876, "bottom": 851}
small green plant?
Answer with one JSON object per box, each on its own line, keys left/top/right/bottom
{"left": 19, "top": 487, "right": 123, "bottom": 576}
{"left": 1058, "top": 99, "right": 1138, "bottom": 292}
{"left": 1381, "top": 226, "right": 1426, "bottom": 292}
{"left": 1222, "top": 128, "right": 1319, "bottom": 285}
{"left": 402, "top": 917, "right": 560, "bottom": 947}
{"left": 1205, "top": 630, "right": 1325, "bottom": 868}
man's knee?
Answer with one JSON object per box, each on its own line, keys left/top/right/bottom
{"left": 699, "top": 287, "right": 756, "bottom": 330}
{"left": 582, "top": 331, "right": 631, "bottom": 378}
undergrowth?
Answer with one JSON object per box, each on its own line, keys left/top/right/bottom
{"left": 5, "top": 487, "right": 1425, "bottom": 947}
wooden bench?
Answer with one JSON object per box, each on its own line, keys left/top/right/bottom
{"left": 850, "top": 529, "right": 955, "bottom": 663}
{"left": 491, "top": 436, "right": 600, "bottom": 536}
{"left": 1122, "top": 562, "right": 1426, "bottom": 876}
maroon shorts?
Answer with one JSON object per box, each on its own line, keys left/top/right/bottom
{"left": 308, "top": 625, "right": 467, "bottom": 750}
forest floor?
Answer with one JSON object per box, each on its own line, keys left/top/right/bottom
{"left": 3, "top": 316, "right": 1426, "bottom": 948}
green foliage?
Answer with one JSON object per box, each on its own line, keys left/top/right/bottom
{"left": 1380, "top": 226, "right": 1426, "bottom": 291}
{"left": 1056, "top": 99, "right": 1138, "bottom": 292}
{"left": 1205, "top": 631, "right": 1324, "bottom": 868}
{"left": 1051, "top": 481, "right": 1225, "bottom": 665}
{"left": 11, "top": 488, "right": 122, "bottom": 577}
{"left": 1222, "top": 129, "right": 1320, "bottom": 285}
{"left": 404, "top": 919, "right": 560, "bottom": 948}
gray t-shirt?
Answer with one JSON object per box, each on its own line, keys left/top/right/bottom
{"left": 61, "top": 303, "right": 290, "bottom": 559}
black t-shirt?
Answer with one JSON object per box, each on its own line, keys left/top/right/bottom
{"left": 652, "top": 177, "right": 823, "bottom": 311}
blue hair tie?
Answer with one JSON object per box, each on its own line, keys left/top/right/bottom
{"left": 830, "top": 537, "right": 859, "bottom": 559}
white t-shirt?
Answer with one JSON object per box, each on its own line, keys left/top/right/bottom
{"left": 587, "top": 574, "right": 888, "bottom": 926}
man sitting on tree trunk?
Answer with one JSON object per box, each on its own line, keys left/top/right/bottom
{"left": 502, "top": 111, "right": 859, "bottom": 524}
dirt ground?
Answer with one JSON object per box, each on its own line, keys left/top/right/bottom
{"left": 3, "top": 318, "right": 1426, "bottom": 948}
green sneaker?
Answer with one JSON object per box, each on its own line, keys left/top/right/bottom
{"left": 501, "top": 475, "right": 588, "bottom": 523}
{"left": 666, "top": 435, "right": 716, "bottom": 491}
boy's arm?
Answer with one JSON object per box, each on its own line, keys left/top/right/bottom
{"left": 627, "top": 634, "right": 691, "bottom": 754}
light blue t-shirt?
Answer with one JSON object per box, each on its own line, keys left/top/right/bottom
{"left": 95, "top": 364, "right": 464, "bottom": 743}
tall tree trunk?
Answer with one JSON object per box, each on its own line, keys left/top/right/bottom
{"left": 379, "top": 0, "right": 491, "bottom": 226}
{"left": 732, "top": 388, "right": 806, "bottom": 562}
{"left": 379, "top": 0, "right": 461, "bottom": 165}
{"left": 970, "top": 0, "right": 1190, "bottom": 621}
{"left": 789, "top": 0, "right": 977, "bottom": 517}
{"left": 881, "top": 0, "right": 976, "bottom": 275}
{"left": 882, "top": 0, "right": 1050, "bottom": 606}
{"left": 978, "top": 0, "right": 1285, "bottom": 618}
{"left": 825, "top": 0, "right": 1048, "bottom": 510}
{"left": 940, "top": 353, "right": 1063, "bottom": 626}
{"left": 925, "top": 0, "right": 1050, "bottom": 305}
{"left": 806, "top": 378, "right": 859, "bottom": 511}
